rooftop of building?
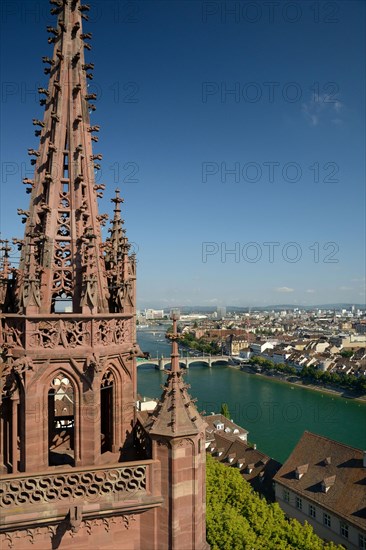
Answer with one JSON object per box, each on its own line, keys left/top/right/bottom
{"left": 274, "top": 431, "right": 366, "bottom": 531}
{"left": 204, "top": 413, "right": 248, "bottom": 442}
{"left": 207, "top": 431, "right": 281, "bottom": 501}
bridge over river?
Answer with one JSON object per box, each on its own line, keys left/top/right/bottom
{"left": 137, "top": 355, "right": 233, "bottom": 370}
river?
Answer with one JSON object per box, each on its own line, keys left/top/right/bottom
{"left": 136, "top": 327, "right": 366, "bottom": 463}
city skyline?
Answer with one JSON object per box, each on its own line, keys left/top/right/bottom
{"left": 1, "top": 0, "right": 365, "bottom": 307}
{"left": 139, "top": 303, "right": 365, "bottom": 312}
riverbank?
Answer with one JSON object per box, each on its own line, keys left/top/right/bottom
{"left": 235, "top": 364, "right": 366, "bottom": 403}
{"left": 143, "top": 330, "right": 366, "bottom": 405}
{"left": 138, "top": 360, "right": 366, "bottom": 462}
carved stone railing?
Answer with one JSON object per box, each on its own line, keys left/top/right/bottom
{"left": 0, "top": 461, "right": 151, "bottom": 509}
{"left": 28, "top": 318, "right": 91, "bottom": 348}
{"left": 1, "top": 314, "right": 134, "bottom": 351}
{"left": 94, "top": 317, "right": 129, "bottom": 347}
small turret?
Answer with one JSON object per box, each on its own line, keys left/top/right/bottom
{"left": 145, "top": 311, "right": 208, "bottom": 548}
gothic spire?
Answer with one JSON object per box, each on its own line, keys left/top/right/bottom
{"left": 13, "top": 0, "right": 109, "bottom": 315}
{"left": 104, "top": 189, "right": 136, "bottom": 314}
{"left": 146, "top": 313, "right": 206, "bottom": 437}
{"left": 107, "top": 189, "right": 129, "bottom": 264}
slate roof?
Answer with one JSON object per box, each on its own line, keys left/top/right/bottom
{"left": 274, "top": 431, "right": 366, "bottom": 531}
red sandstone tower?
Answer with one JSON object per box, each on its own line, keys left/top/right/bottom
{"left": 145, "top": 313, "right": 208, "bottom": 550}
{"left": 0, "top": 1, "right": 208, "bottom": 548}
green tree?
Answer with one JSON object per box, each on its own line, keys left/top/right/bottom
{"left": 220, "top": 403, "right": 230, "bottom": 419}
{"left": 356, "top": 377, "right": 366, "bottom": 393}
{"left": 340, "top": 349, "right": 353, "bottom": 358}
{"left": 206, "top": 454, "right": 343, "bottom": 550}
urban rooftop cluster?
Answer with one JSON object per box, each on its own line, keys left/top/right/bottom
{"left": 138, "top": 306, "right": 366, "bottom": 381}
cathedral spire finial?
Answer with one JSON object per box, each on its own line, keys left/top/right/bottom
{"left": 170, "top": 311, "right": 180, "bottom": 373}
{"left": 110, "top": 188, "right": 125, "bottom": 238}
{"left": 112, "top": 188, "right": 124, "bottom": 206}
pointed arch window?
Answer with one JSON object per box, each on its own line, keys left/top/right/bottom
{"left": 63, "top": 153, "right": 69, "bottom": 178}
{"left": 62, "top": 132, "right": 70, "bottom": 179}
{"left": 101, "top": 370, "right": 115, "bottom": 454}
{"left": 48, "top": 373, "right": 75, "bottom": 466}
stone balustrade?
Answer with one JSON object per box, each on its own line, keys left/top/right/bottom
{"left": 0, "top": 460, "right": 152, "bottom": 510}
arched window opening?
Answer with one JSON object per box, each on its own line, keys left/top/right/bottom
{"left": 48, "top": 373, "right": 75, "bottom": 466}
{"left": 101, "top": 370, "right": 114, "bottom": 454}
{"left": 63, "top": 153, "right": 69, "bottom": 178}
{"left": 1, "top": 377, "right": 25, "bottom": 473}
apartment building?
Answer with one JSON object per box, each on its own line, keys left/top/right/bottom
{"left": 274, "top": 432, "right": 366, "bottom": 550}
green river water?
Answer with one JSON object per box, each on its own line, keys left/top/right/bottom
{"left": 137, "top": 328, "right": 366, "bottom": 463}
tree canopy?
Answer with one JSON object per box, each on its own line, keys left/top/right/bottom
{"left": 220, "top": 403, "right": 231, "bottom": 419}
{"left": 178, "top": 332, "right": 220, "bottom": 355}
{"left": 206, "top": 454, "right": 343, "bottom": 550}
{"left": 249, "top": 356, "right": 366, "bottom": 395}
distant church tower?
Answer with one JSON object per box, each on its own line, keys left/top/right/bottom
{"left": 0, "top": 1, "right": 208, "bottom": 549}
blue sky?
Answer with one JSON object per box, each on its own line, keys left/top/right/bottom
{"left": 1, "top": 0, "right": 365, "bottom": 308}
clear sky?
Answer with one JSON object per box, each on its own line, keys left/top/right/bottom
{"left": 0, "top": 0, "right": 365, "bottom": 309}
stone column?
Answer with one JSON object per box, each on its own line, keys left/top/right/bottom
{"left": 79, "top": 387, "right": 100, "bottom": 466}
{"left": 11, "top": 394, "right": 19, "bottom": 473}
{"left": 0, "top": 409, "right": 4, "bottom": 473}
{"left": 25, "top": 389, "right": 46, "bottom": 471}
